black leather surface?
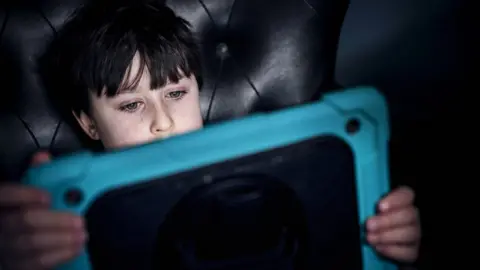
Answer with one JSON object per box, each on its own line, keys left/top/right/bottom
{"left": 0, "top": 0, "right": 466, "bottom": 181}
{"left": 0, "top": 0, "right": 348, "bottom": 179}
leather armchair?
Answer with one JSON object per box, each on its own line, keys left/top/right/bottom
{"left": 0, "top": 0, "right": 349, "bottom": 179}
{"left": 0, "top": 0, "right": 466, "bottom": 268}
{"left": 0, "top": 0, "right": 465, "bottom": 180}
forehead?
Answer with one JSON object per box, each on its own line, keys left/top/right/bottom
{"left": 117, "top": 54, "right": 150, "bottom": 93}
{"left": 116, "top": 53, "right": 188, "bottom": 95}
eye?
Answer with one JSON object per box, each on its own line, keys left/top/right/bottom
{"left": 119, "top": 101, "right": 143, "bottom": 113}
{"left": 166, "top": 90, "right": 187, "bottom": 100}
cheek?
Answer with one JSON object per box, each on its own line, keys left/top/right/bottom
{"left": 96, "top": 113, "right": 150, "bottom": 147}
{"left": 171, "top": 98, "right": 203, "bottom": 133}
{"left": 176, "top": 114, "right": 203, "bottom": 134}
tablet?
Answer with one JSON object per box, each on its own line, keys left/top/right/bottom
{"left": 24, "top": 87, "right": 396, "bottom": 270}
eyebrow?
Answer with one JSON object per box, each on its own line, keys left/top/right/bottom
{"left": 114, "top": 79, "right": 189, "bottom": 96}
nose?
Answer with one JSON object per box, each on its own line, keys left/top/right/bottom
{"left": 150, "top": 104, "right": 174, "bottom": 136}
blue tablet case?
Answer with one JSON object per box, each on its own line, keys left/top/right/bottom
{"left": 23, "top": 87, "right": 396, "bottom": 270}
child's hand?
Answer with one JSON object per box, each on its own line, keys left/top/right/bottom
{"left": 0, "top": 152, "right": 87, "bottom": 270}
{"left": 366, "top": 186, "right": 421, "bottom": 264}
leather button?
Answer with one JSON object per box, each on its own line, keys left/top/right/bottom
{"left": 216, "top": 42, "right": 229, "bottom": 58}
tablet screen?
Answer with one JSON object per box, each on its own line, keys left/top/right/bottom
{"left": 85, "top": 135, "right": 362, "bottom": 270}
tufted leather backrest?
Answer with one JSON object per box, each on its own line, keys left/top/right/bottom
{"left": 0, "top": 0, "right": 465, "bottom": 184}
{"left": 0, "top": 0, "right": 348, "bottom": 180}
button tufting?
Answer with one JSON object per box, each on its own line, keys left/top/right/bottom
{"left": 216, "top": 42, "right": 229, "bottom": 58}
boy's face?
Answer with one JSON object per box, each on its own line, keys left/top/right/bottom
{"left": 74, "top": 55, "right": 203, "bottom": 150}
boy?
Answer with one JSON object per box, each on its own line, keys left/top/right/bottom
{"left": 0, "top": 1, "right": 420, "bottom": 269}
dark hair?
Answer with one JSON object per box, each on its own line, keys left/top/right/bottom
{"left": 42, "top": 0, "right": 202, "bottom": 116}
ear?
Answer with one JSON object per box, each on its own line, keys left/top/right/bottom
{"left": 72, "top": 110, "right": 100, "bottom": 140}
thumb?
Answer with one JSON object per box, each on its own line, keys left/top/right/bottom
{"left": 30, "top": 151, "right": 52, "bottom": 166}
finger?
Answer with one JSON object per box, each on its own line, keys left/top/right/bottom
{"left": 30, "top": 151, "right": 52, "bottom": 166}
{"left": 0, "top": 209, "right": 84, "bottom": 232}
{"left": 367, "top": 225, "right": 421, "bottom": 245}
{"left": 3, "top": 247, "right": 82, "bottom": 270}
{"left": 378, "top": 186, "right": 415, "bottom": 212}
{"left": 3, "top": 231, "right": 87, "bottom": 254}
{"left": 375, "top": 244, "right": 419, "bottom": 263}
{"left": 367, "top": 206, "right": 419, "bottom": 232}
{"left": 0, "top": 184, "right": 50, "bottom": 206}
